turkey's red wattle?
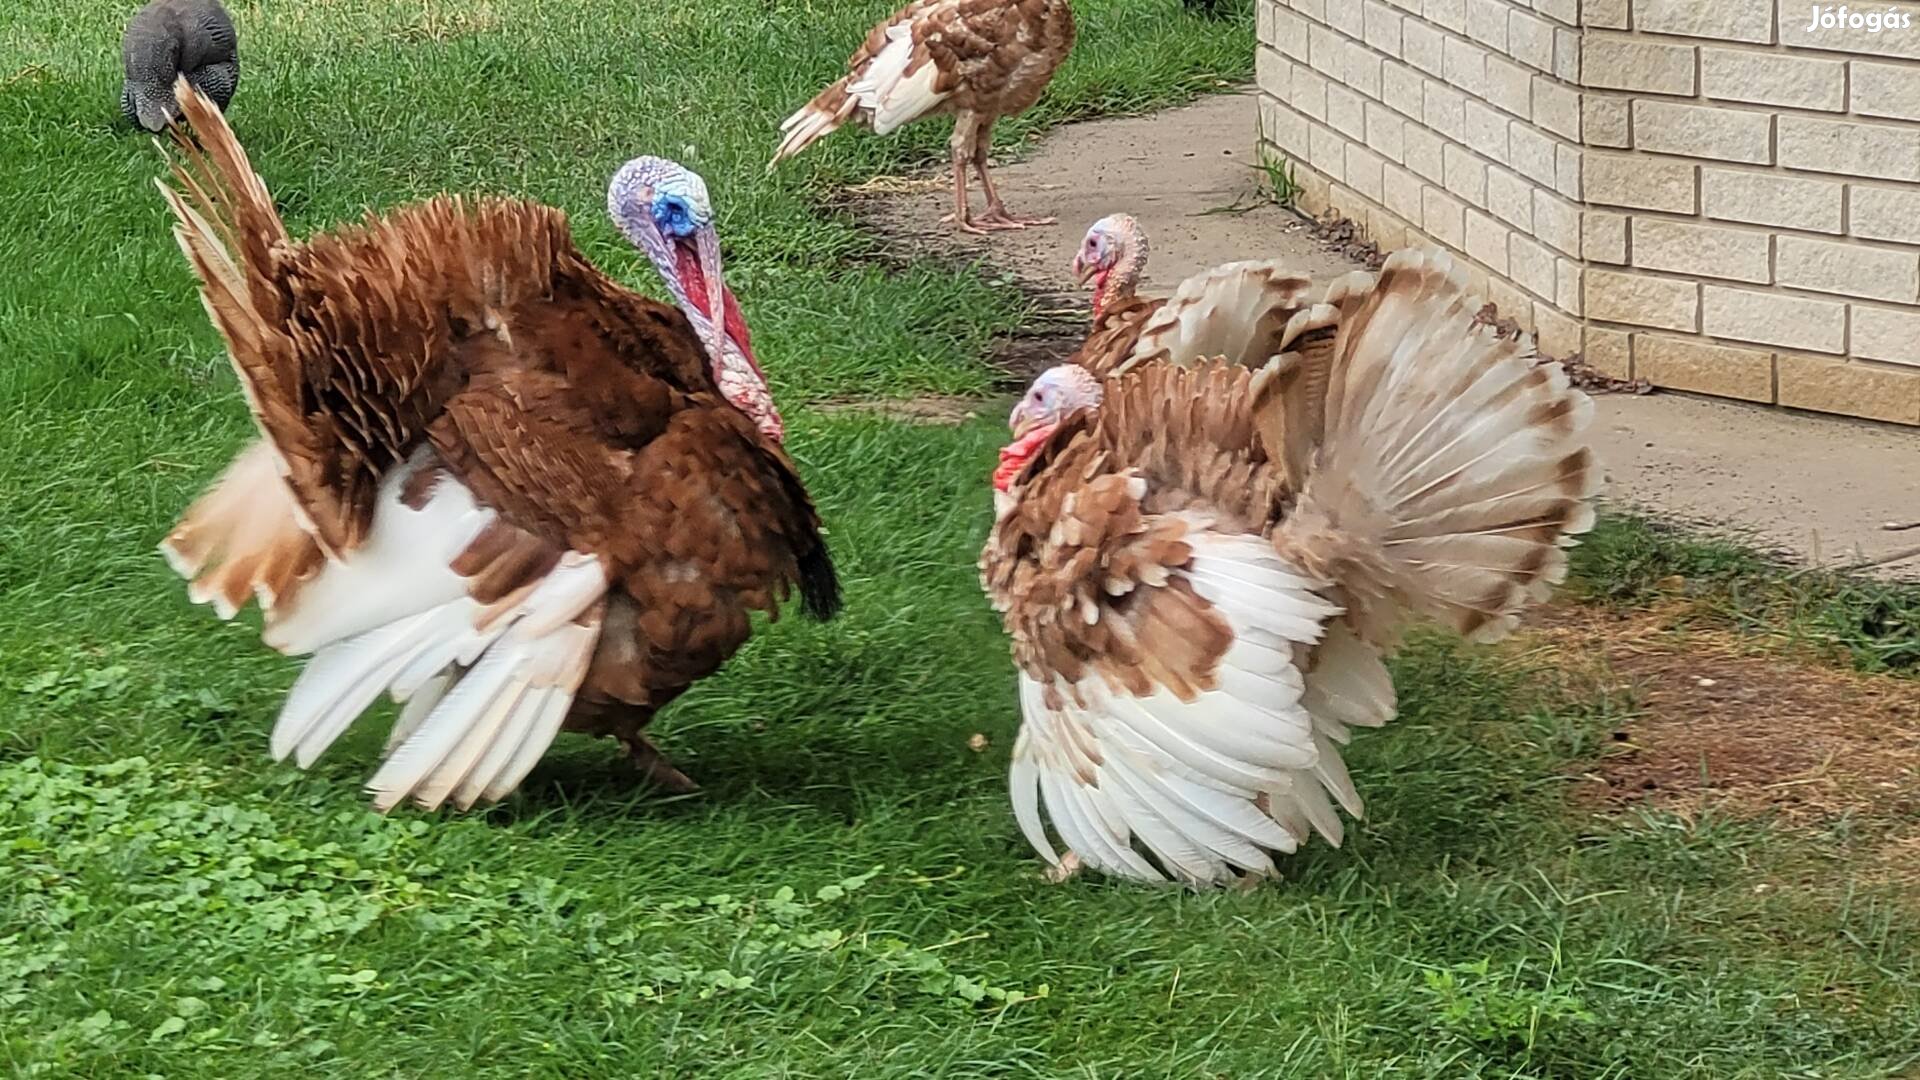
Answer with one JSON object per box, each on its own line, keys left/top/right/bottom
{"left": 676, "top": 241, "right": 765, "bottom": 380}
{"left": 993, "top": 423, "right": 1059, "bottom": 491}
{"left": 1090, "top": 268, "right": 1111, "bottom": 319}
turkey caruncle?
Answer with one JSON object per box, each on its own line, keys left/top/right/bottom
{"left": 121, "top": 0, "right": 238, "bottom": 132}
{"left": 981, "top": 248, "right": 1601, "bottom": 887}
{"left": 154, "top": 81, "right": 840, "bottom": 812}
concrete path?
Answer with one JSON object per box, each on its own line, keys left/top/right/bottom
{"left": 861, "top": 92, "right": 1920, "bottom": 577}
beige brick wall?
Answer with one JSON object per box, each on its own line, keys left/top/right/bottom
{"left": 1256, "top": 0, "right": 1920, "bottom": 425}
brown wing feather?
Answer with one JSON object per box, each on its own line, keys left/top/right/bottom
{"left": 427, "top": 367, "right": 835, "bottom": 711}
{"left": 983, "top": 363, "right": 1301, "bottom": 701}
{"left": 1070, "top": 295, "right": 1163, "bottom": 379}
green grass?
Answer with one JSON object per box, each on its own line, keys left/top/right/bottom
{"left": 4, "top": 1, "right": 1918, "bottom": 1076}
{"left": 1573, "top": 515, "right": 1920, "bottom": 676}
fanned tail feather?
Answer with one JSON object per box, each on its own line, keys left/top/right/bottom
{"left": 1116, "top": 261, "right": 1317, "bottom": 377}
{"left": 1262, "top": 247, "right": 1601, "bottom": 645}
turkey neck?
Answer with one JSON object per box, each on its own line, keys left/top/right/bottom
{"left": 1094, "top": 242, "right": 1146, "bottom": 319}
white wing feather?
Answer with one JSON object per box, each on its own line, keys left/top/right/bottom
{"left": 1008, "top": 530, "right": 1380, "bottom": 886}
{"left": 848, "top": 23, "right": 950, "bottom": 134}
{"left": 235, "top": 448, "right": 612, "bottom": 812}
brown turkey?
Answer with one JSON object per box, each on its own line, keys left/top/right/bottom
{"left": 1066, "top": 213, "right": 1341, "bottom": 379}
{"left": 768, "top": 0, "right": 1075, "bottom": 233}
{"left": 981, "top": 248, "right": 1599, "bottom": 886}
{"left": 156, "top": 81, "right": 839, "bottom": 812}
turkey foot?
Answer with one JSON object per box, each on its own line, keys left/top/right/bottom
{"left": 621, "top": 735, "right": 700, "bottom": 794}
{"left": 938, "top": 210, "right": 994, "bottom": 236}
{"left": 1042, "top": 851, "right": 1083, "bottom": 884}
{"left": 974, "top": 204, "right": 1056, "bottom": 230}
{"left": 968, "top": 128, "right": 1052, "bottom": 231}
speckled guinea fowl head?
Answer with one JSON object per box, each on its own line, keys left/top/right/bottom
{"left": 608, "top": 157, "right": 780, "bottom": 442}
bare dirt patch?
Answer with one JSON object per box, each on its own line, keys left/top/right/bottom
{"left": 1518, "top": 603, "right": 1920, "bottom": 828}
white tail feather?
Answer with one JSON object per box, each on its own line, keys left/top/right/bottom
{"left": 770, "top": 101, "right": 849, "bottom": 167}
{"left": 769, "top": 20, "right": 949, "bottom": 169}
{"left": 1115, "top": 261, "right": 1315, "bottom": 377}
{"left": 1268, "top": 247, "right": 1600, "bottom": 646}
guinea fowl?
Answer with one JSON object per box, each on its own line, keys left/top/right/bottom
{"left": 769, "top": 0, "right": 1075, "bottom": 233}
{"left": 1067, "top": 213, "right": 1342, "bottom": 380}
{"left": 121, "top": 0, "right": 237, "bottom": 132}
{"left": 981, "top": 249, "right": 1599, "bottom": 886}
{"left": 156, "top": 81, "right": 839, "bottom": 811}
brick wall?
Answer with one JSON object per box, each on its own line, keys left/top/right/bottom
{"left": 1256, "top": 0, "right": 1920, "bottom": 425}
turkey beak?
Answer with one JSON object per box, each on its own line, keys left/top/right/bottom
{"left": 696, "top": 225, "right": 727, "bottom": 364}
{"left": 1009, "top": 399, "right": 1037, "bottom": 438}
{"left": 1072, "top": 252, "right": 1097, "bottom": 287}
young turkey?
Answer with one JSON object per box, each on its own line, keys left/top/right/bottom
{"left": 157, "top": 81, "right": 839, "bottom": 812}
{"left": 768, "top": 0, "right": 1075, "bottom": 233}
{"left": 980, "top": 248, "right": 1600, "bottom": 886}
{"left": 121, "top": 0, "right": 237, "bottom": 132}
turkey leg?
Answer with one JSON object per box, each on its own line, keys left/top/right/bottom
{"left": 619, "top": 734, "right": 700, "bottom": 794}
{"left": 939, "top": 113, "right": 992, "bottom": 235}
{"left": 1043, "top": 850, "right": 1083, "bottom": 884}
{"left": 971, "top": 120, "right": 1055, "bottom": 230}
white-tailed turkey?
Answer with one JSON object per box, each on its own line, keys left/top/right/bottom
{"left": 157, "top": 81, "right": 839, "bottom": 812}
{"left": 980, "top": 248, "right": 1600, "bottom": 886}
{"left": 768, "top": 0, "right": 1075, "bottom": 233}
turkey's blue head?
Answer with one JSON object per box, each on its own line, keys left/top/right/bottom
{"left": 608, "top": 156, "right": 780, "bottom": 441}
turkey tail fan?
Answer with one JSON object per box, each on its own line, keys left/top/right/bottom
{"left": 1114, "top": 260, "right": 1317, "bottom": 377}
{"left": 1257, "top": 247, "right": 1601, "bottom": 647}
{"left": 160, "top": 439, "right": 325, "bottom": 620}
{"left": 152, "top": 78, "right": 347, "bottom": 554}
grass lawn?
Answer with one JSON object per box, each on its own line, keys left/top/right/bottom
{"left": 3, "top": 0, "right": 1917, "bottom": 1076}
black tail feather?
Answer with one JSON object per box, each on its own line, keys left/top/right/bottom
{"left": 798, "top": 541, "right": 841, "bottom": 621}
